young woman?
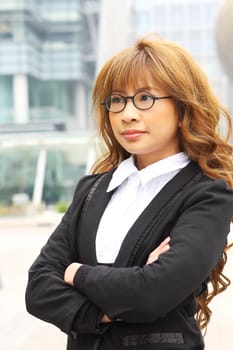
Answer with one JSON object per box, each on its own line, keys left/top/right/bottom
{"left": 25, "top": 35, "right": 233, "bottom": 350}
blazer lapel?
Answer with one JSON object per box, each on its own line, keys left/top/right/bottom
{"left": 114, "top": 161, "right": 201, "bottom": 267}
{"left": 77, "top": 171, "right": 114, "bottom": 265}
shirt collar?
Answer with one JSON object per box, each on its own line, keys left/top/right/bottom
{"left": 107, "top": 157, "right": 137, "bottom": 192}
{"left": 107, "top": 152, "right": 190, "bottom": 192}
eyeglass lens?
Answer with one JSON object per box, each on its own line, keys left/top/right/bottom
{"left": 106, "top": 91, "right": 154, "bottom": 112}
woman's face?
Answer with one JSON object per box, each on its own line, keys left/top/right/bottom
{"left": 108, "top": 80, "right": 181, "bottom": 169}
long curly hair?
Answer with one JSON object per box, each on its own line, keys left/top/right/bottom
{"left": 91, "top": 35, "right": 233, "bottom": 332}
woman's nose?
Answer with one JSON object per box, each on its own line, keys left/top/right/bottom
{"left": 120, "top": 100, "right": 140, "bottom": 122}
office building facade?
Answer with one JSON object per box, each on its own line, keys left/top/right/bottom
{"left": 131, "top": 0, "right": 233, "bottom": 111}
{"left": 0, "top": 0, "right": 100, "bottom": 207}
{"left": 0, "top": 0, "right": 99, "bottom": 127}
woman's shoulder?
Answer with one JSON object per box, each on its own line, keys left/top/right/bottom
{"left": 73, "top": 170, "right": 113, "bottom": 197}
{"left": 183, "top": 162, "right": 233, "bottom": 206}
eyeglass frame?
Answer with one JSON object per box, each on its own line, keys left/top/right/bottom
{"left": 101, "top": 91, "right": 173, "bottom": 113}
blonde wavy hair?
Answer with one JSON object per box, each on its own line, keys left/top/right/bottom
{"left": 91, "top": 35, "right": 233, "bottom": 332}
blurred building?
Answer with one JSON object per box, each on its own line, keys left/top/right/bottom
{"left": 0, "top": 0, "right": 100, "bottom": 206}
{"left": 0, "top": 0, "right": 231, "bottom": 208}
{"left": 215, "top": 0, "right": 233, "bottom": 83}
{"left": 131, "top": 0, "right": 233, "bottom": 114}
{"left": 0, "top": 0, "right": 99, "bottom": 126}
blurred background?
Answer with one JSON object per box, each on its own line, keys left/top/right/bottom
{"left": 0, "top": 0, "right": 232, "bottom": 349}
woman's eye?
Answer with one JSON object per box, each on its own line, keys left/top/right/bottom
{"left": 111, "top": 96, "right": 123, "bottom": 104}
{"left": 140, "top": 94, "right": 152, "bottom": 101}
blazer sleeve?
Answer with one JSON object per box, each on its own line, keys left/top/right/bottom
{"left": 74, "top": 179, "right": 233, "bottom": 323}
{"left": 25, "top": 176, "right": 106, "bottom": 336}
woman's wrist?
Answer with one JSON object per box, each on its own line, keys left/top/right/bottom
{"left": 100, "top": 314, "right": 112, "bottom": 323}
{"left": 64, "top": 262, "right": 83, "bottom": 286}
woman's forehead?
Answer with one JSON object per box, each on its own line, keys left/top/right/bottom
{"left": 111, "top": 70, "right": 155, "bottom": 88}
{"left": 111, "top": 76, "right": 162, "bottom": 94}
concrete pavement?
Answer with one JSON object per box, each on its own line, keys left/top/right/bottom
{"left": 0, "top": 214, "right": 232, "bottom": 349}
{"left": 0, "top": 213, "right": 66, "bottom": 350}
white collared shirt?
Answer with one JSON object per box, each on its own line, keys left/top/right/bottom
{"left": 96, "top": 152, "right": 190, "bottom": 263}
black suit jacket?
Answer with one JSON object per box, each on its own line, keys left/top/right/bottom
{"left": 25, "top": 161, "right": 233, "bottom": 350}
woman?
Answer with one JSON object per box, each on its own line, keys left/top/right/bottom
{"left": 25, "top": 35, "right": 233, "bottom": 350}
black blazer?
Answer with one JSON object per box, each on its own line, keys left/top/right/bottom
{"left": 25, "top": 161, "right": 233, "bottom": 350}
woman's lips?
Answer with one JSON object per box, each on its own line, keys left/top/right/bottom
{"left": 121, "top": 130, "right": 146, "bottom": 140}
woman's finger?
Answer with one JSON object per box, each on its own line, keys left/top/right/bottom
{"left": 146, "top": 237, "right": 171, "bottom": 264}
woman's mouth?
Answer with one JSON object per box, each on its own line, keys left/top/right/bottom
{"left": 122, "top": 130, "right": 146, "bottom": 140}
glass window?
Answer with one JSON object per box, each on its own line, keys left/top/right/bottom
{"left": 185, "top": 3, "right": 201, "bottom": 28}
{"left": 43, "top": 148, "right": 86, "bottom": 204}
{"left": 152, "top": 5, "right": 167, "bottom": 30}
{"left": 0, "top": 143, "right": 88, "bottom": 206}
{"left": 170, "top": 5, "right": 183, "bottom": 28}
{"left": 0, "top": 76, "right": 13, "bottom": 123}
{"left": 0, "top": 148, "right": 38, "bottom": 205}
{"left": 0, "top": 20, "right": 13, "bottom": 39}
{"left": 28, "top": 76, "right": 76, "bottom": 121}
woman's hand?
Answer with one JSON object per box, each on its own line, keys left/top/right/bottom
{"left": 100, "top": 314, "right": 112, "bottom": 323}
{"left": 64, "top": 262, "right": 83, "bottom": 286}
{"left": 64, "top": 263, "right": 112, "bottom": 324}
{"left": 146, "top": 236, "right": 170, "bottom": 264}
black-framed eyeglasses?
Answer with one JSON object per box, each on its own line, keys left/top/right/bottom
{"left": 101, "top": 91, "right": 173, "bottom": 113}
